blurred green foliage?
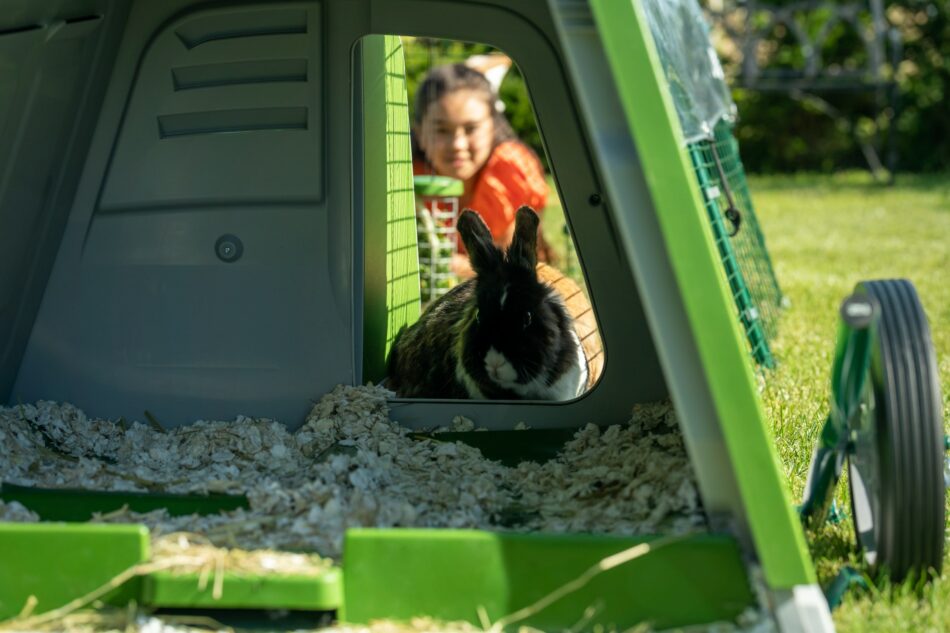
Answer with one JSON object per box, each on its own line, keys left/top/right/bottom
{"left": 714, "top": 1, "right": 949, "bottom": 173}
{"left": 400, "top": 1, "right": 947, "bottom": 174}
{"left": 889, "top": 2, "right": 950, "bottom": 172}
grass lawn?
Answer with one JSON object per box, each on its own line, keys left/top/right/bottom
{"left": 540, "top": 177, "right": 583, "bottom": 282}
{"left": 751, "top": 172, "right": 949, "bottom": 631}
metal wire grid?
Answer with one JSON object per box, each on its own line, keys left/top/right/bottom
{"left": 382, "top": 37, "right": 422, "bottom": 354}
{"left": 687, "top": 122, "right": 783, "bottom": 367}
{"left": 416, "top": 197, "right": 459, "bottom": 304}
{"left": 712, "top": 121, "right": 784, "bottom": 342}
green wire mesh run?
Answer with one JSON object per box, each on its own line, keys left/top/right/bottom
{"left": 381, "top": 36, "right": 421, "bottom": 358}
{"left": 687, "top": 121, "right": 784, "bottom": 368}
{"left": 361, "top": 35, "right": 421, "bottom": 382}
{"left": 712, "top": 122, "right": 784, "bottom": 342}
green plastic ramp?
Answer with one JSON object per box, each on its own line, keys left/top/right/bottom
{"left": 342, "top": 529, "right": 755, "bottom": 630}
{"left": 143, "top": 567, "right": 342, "bottom": 611}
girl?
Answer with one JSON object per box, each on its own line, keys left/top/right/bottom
{"left": 412, "top": 62, "right": 552, "bottom": 275}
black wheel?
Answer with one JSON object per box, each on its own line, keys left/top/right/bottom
{"left": 848, "top": 279, "right": 945, "bottom": 582}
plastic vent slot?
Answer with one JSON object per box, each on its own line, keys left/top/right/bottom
{"left": 157, "top": 106, "right": 307, "bottom": 137}
{"left": 174, "top": 8, "right": 307, "bottom": 49}
{"left": 171, "top": 59, "right": 308, "bottom": 90}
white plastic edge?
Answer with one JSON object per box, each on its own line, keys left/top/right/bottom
{"left": 774, "top": 584, "right": 836, "bottom": 633}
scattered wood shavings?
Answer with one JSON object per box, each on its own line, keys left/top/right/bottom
{"left": 0, "top": 499, "right": 39, "bottom": 522}
{"left": 150, "top": 533, "right": 332, "bottom": 578}
{"left": 0, "top": 385, "right": 705, "bottom": 560}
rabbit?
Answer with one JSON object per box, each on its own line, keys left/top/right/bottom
{"left": 386, "top": 206, "right": 600, "bottom": 400}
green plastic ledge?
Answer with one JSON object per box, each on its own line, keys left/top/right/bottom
{"left": 143, "top": 567, "right": 342, "bottom": 611}
{"left": 0, "top": 482, "right": 248, "bottom": 521}
{"left": 0, "top": 522, "right": 149, "bottom": 621}
{"left": 342, "top": 528, "right": 754, "bottom": 630}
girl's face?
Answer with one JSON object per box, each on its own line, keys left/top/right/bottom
{"left": 417, "top": 90, "right": 495, "bottom": 182}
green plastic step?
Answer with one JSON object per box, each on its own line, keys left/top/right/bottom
{"left": 0, "top": 522, "right": 150, "bottom": 621}
{"left": 0, "top": 482, "right": 248, "bottom": 521}
{"left": 342, "top": 529, "right": 755, "bottom": 630}
{"left": 143, "top": 567, "right": 342, "bottom": 611}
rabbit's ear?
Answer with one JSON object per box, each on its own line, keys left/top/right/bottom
{"left": 508, "top": 206, "right": 539, "bottom": 270}
{"left": 458, "top": 209, "right": 502, "bottom": 275}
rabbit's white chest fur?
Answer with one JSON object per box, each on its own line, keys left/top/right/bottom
{"left": 514, "top": 329, "right": 588, "bottom": 400}
{"left": 460, "top": 330, "right": 587, "bottom": 401}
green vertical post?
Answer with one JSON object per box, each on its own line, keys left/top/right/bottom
{"left": 589, "top": 0, "right": 814, "bottom": 589}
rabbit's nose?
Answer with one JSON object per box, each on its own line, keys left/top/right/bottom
{"left": 486, "top": 355, "right": 504, "bottom": 374}
{"left": 485, "top": 347, "right": 515, "bottom": 383}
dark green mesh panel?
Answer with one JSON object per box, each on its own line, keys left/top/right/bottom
{"left": 712, "top": 122, "right": 783, "bottom": 341}
{"left": 688, "top": 120, "right": 783, "bottom": 367}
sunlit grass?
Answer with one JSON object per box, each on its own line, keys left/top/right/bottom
{"left": 540, "top": 177, "right": 583, "bottom": 281}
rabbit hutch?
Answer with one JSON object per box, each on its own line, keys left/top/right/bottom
{"left": 1, "top": 0, "right": 945, "bottom": 631}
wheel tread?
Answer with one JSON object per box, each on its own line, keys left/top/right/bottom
{"left": 854, "top": 279, "right": 944, "bottom": 581}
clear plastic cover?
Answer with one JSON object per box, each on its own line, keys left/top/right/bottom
{"left": 641, "top": 0, "right": 736, "bottom": 144}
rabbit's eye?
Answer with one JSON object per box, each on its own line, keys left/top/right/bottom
{"left": 523, "top": 311, "right": 532, "bottom": 329}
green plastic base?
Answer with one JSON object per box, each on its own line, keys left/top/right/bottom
{"left": 0, "top": 483, "right": 248, "bottom": 521}
{"left": 0, "top": 522, "right": 150, "bottom": 621}
{"left": 342, "top": 529, "right": 755, "bottom": 630}
{"left": 0, "top": 520, "right": 344, "bottom": 618}
{"left": 144, "top": 567, "right": 342, "bottom": 611}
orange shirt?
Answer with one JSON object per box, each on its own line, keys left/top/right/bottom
{"left": 415, "top": 141, "right": 548, "bottom": 245}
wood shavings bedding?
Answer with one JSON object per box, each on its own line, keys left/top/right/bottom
{"left": 149, "top": 533, "right": 332, "bottom": 578}
{"left": 0, "top": 499, "right": 39, "bottom": 522}
{"left": 0, "top": 385, "right": 704, "bottom": 560}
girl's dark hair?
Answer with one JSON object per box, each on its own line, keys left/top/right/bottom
{"left": 412, "top": 63, "right": 516, "bottom": 163}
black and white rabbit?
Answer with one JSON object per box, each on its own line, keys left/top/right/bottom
{"left": 386, "top": 206, "right": 591, "bottom": 400}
